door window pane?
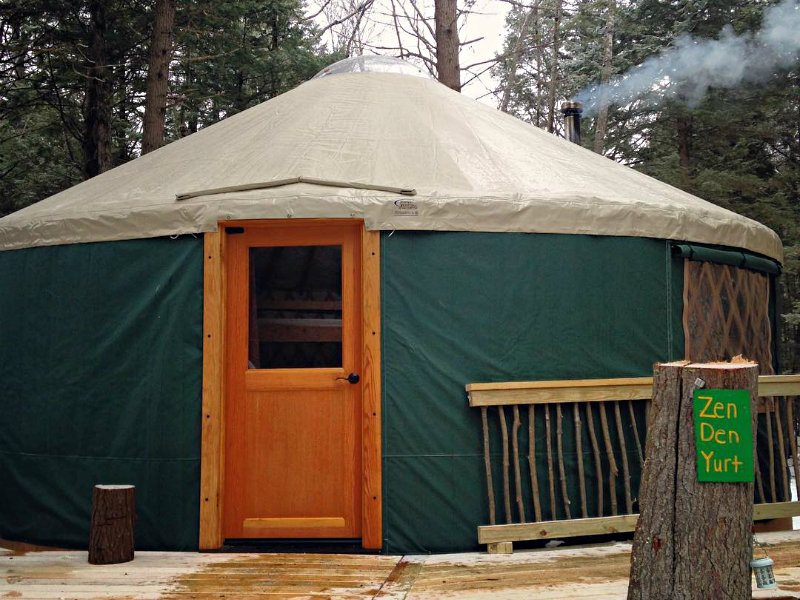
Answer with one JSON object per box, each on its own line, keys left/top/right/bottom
{"left": 249, "top": 245, "right": 342, "bottom": 368}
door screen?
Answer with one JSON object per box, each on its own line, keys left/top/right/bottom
{"left": 249, "top": 245, "right": 343, "bottom": 369}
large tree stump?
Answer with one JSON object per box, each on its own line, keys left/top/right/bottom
{"left": 628, "top": 360, "right": 757, "bottom": 600}
{"left": 88, "top": 485, "right": 136, "bottom": 564}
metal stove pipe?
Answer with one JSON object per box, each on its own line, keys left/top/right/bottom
{"left": 560, "top": 101, "right": 583, "bottom": 145}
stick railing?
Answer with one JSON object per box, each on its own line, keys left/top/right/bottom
{"left": 468, "top": 375, "right": 800, "bottom": 550}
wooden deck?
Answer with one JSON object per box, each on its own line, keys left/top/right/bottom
{"left": 3, "top": 532, "right": 800, "bottom": 599}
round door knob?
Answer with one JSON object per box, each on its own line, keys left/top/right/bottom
{"left": 337, "top": 372, "right": 360, "bottom": 384}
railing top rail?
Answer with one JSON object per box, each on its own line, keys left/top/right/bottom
{"left": 467, "top": 374, "right": 800, "bottom": 407}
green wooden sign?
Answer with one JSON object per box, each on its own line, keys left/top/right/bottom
{"left": 692, "top": 389, "right": 753, "bottom": 482}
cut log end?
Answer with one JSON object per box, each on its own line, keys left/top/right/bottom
{"left": 88, "top": 484, "right": 136, "bottom": 565}
{"left": 657, "top": 358, "right": 757, "bottom": 370}
{"left": 658, "top": 359, "right": 691, "bottom": 367}
{"left": 686, "top": 361, "right": 758, "bottom": 369}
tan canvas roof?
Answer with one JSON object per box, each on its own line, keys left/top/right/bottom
{"left": 0, "top": 68, "right": 783, "bottom": 261}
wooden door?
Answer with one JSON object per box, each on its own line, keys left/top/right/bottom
{"left": 223, "top": 222, "right": 362, "bottom": 539}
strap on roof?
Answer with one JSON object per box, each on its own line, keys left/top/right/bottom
{"left": 176, "top": 176, "right": 417, "bottom": 201}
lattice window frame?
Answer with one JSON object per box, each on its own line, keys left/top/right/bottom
{"left": 683, "top": 259, "right": 774, "bottom": 374}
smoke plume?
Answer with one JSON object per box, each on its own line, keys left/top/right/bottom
{"left": 575, "top": 0, "right": 800, "bottom": 116}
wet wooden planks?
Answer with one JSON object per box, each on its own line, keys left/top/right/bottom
{"left": 3, "top": 532, "right": 800, "bottom": 599}
{"left": 0, "top": 552, "right": 399, "bottom": 599}
{"left": 161, "top": 553, "right": 399, "bottom": 599}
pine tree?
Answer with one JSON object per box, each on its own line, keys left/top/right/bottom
{"left": 168, "top": 0, "right": 335, "bottom": 137}
{"left": 0, "top": 0, "right": 340, "bottom": 215}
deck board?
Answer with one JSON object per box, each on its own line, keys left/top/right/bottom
{"left": 3, "top": 532, "right": 800, "bottom": 599}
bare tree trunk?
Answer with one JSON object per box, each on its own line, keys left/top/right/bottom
{"left": 594, "top": 0, "right": 616, "bottom": 154}
{"left": 545, "top": 0, "right": 562, "bottom": 133}
{"left": 500, "top": 3, "right": 540, "bottom": 113}
{"left": 10, "top": 19, "right": 27, "bottom": 80}
{"left": 628, "top": 361, "right": 756, "bottom": 600}
{"left": 434, "top": 0, "right": 460, "bottom": 91}
{"left": 82, "top": 0, "right": 113, "bottom": 179}
{"left": 345, "top": 0, "right": 371, "bottom": 55}
{"left": 676, "top": 111, "right": 693, "bottom": 188}
{"left": 179, "top": 43, "right": 197, "bottom": 138}
{"left": 534, "top": 15, "right": 543, "bottom": 127}
{"left": 142, "top": 0, "right": 176, "bottom": 155}
{"left": 114, "top": 63, "right": 133, "bottom": 164}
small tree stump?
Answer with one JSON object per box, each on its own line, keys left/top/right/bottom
{"left": 628, "top": 360, "right": 757, "bottom": 600}
{"left": 88, "top": 485, "right": 136, "bottom": 565}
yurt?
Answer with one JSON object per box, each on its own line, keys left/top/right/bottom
{"left": 0, "top": 56, "right": 784, "bottom": 554}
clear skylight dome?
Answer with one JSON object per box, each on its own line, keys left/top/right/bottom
{"left": 313, "top": 55, "right": 432, "bottom": 79}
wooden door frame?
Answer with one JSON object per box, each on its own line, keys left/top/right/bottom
{"left": 198, "top": 219, "right": 382, "bottom": 550}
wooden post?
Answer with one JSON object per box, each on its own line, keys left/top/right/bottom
{"left": 628, "top": 360, "right": 757, "bottom": 600}
{"left": 88, "top": 485, "right": 136, "bottom": 565}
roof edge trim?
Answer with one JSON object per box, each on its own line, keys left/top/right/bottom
{"left": 176, "top": 176, "right": 417, "bottom": 201}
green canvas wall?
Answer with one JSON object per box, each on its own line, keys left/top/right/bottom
{"left": 0, "top": 236, "right": 203, "bottom": 550}
{"left": 380, "top": 232, "right": 685, "bottom": 553}
{"left": 0, "top": 230, "right": 781, "bottom": 555}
